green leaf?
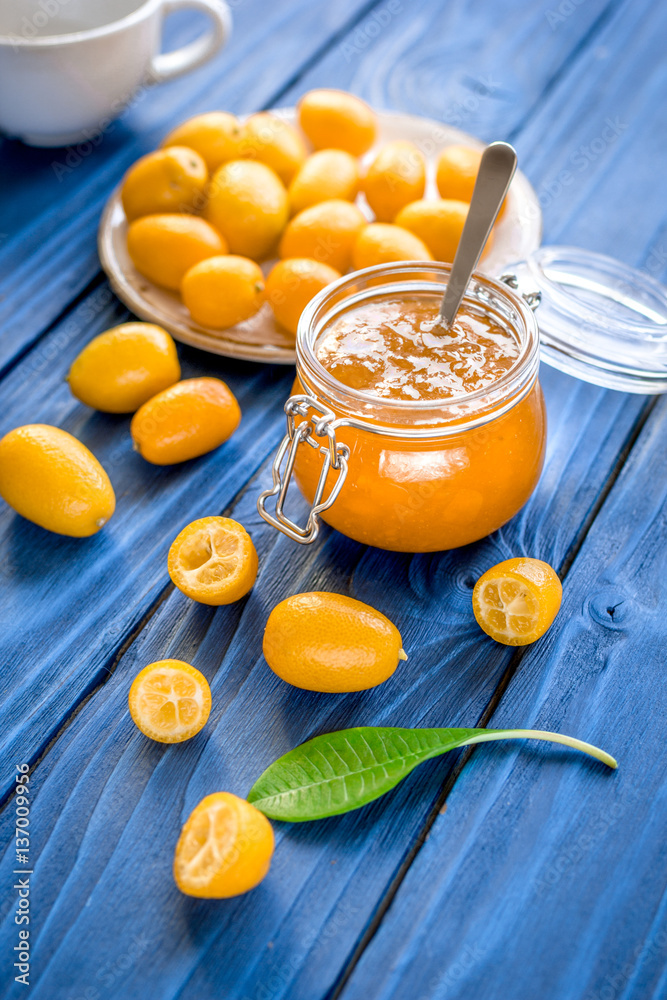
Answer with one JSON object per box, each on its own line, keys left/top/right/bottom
{"left": 247, "top": 726, "right": 617, "bottom": 822}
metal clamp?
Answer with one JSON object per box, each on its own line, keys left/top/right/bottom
{"left": 257, "top": 394, "right": 349, "bottom": 544}
{"left": 500, "top": 273, "right": 542, "bottom": 311}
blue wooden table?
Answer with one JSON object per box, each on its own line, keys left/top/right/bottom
{"left": 1, "top": 1, "right": 666, "bottom": 998}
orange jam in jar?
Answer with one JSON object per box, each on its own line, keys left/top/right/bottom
{"left": 259, "top": 263, "right": 545, "bottom": 552}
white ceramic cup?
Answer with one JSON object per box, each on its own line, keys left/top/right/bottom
{"left": 0, "top": 0, "right": 232, "bottom": 146}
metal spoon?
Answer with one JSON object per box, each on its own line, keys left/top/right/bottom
{"left": 437, "top": 141, "right": 517, "bottom": 329}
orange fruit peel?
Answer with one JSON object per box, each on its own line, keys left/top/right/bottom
{"left": 168, "top": 516, "right": 258, "bottom": 605}
{"left": 0, "top": 424, "right": 115, "bottom": 537}
{"left": 265, "top": 258, "right": 341, "bottom": 336}
{"left": 263, "top": 591, "right": 407, "bottom": 693}
{"left": 473, "top": 557, "right": 562, "bottom": 646}
{"left": 298, "top": 89, "right": 376, "bottom": 156}
{"left": 128, "top": 659, "right": 211, "bottom": 743}
{"left": 130, "top": 376, "right": 241, "bottom": 465}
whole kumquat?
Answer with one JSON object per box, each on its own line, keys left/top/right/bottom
{"left": 279, "top": 199, "right": 366, "bottom": 273}
{"left": 362, "top": 140, "right": 426, "bottom": 222}
{"left": 68, "top": 323, "right": 181, "bottom": 413}
{"left": 240, "top": 112, "right": 307, "bottom": 185}
{"left": 263, "top": 592, "right": 407, "bottom": 693}
{"left": 121, "top": 147, "right": 208, "bottom": 221}
{"left": 161, "top": 111, "right": 245, "bottom": 172}
{"left": 131, "top": 377, "right": 241, "bottom": 465}
{"left": 288, "top": 149, "right": 360, "bottom": 215}
{"left": 264, "top": 258, "right": 341, "bottom": 336}
{"left": 205, "top": 159, "right": 288, "bottom": 260}
{"left": 395, "top": 199, "right": 493, "bottom": 263}
{"left": 298, "top": 89, "right": 377, "bottom": 156}
{"left": 352, "top": 223, "right": 433, "bottom": 269}
{"left": 0, "top": 424, "right": 115, "bottom": 537}
{"left": 181, "top": 255, "right": 265, "bottom": 329}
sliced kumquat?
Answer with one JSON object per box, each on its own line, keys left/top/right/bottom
{"left": 128, "top": 659, "right": 211, "bottom": 743}
{"left": 168, "top": 516, "right": 258, "bottom": 605}
{"left": 472, "top": 557, "right": 562, "bottom": 646}
{"left": 173, "top": 792, "right": 274, "bottom": 898}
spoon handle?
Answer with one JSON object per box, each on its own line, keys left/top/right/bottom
{"left": 438, "top": 141, "right": 517, "bottom": 329}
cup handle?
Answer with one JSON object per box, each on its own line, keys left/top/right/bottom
{"left": 150, "top": 0, "right": 231, "bottom": 83}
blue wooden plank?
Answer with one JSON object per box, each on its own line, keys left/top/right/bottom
{"left": 0, "top": 362, "right": 649, "bottom": 1000}
{"left": 0, "top": 0, "right": 653, "bottom": 795}
{"left": 0, "top": 0, "right": 665, "bottom": 998}
{"left": 338, "top": 393, "right": 667, "bottom": 1000}
{"left": 0, "top": 367, "right": 640, "bottom": 1000}
{"left": 0, "top": 292, "right": 294, "bottom": 799}
{"left": 0, "top": 0, "right": 377, "bottom": 375}
{"left": 0, "top": 0, "right": 627, "bottom": 377}
{"left": 281, "top": 0, "right": 667, "bottom": 280}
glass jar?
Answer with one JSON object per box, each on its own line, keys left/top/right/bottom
{"left": 258, "top": 262, "right": 545, "bottom": 553}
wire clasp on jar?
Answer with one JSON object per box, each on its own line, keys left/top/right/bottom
{"left": 499, "top": 273, "right": 542, "bottom": 311}
{"left": 257, "top": 394, "right": 349, "bottom": 544}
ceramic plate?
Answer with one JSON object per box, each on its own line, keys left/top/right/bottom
{"left": 98, "top": 108, "right": 542, "bottom": 365}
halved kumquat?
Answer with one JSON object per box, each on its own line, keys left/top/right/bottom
{"left": 472, "top": 557, "right": 562, "bottom": 646}
{"left": 168, "top": 516, "right": 258, "bottom": 605}
{"left": 174, "top": 792, "right": 274, "bottom": 898}
{"left": 128, "top": 659, "right": 211, "bottom": 743}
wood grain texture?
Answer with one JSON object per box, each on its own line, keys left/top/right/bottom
{"left": 0, "top": 361, "right": 641, "bottom": 1000}
{"left": 282, "top": 0, "right": 667, "bottom": 278}
{"left": 0, "top": 0, "right": 377, "bottom": 375}
{"left": 0, "top": 366, "right": 649, "bottom": 1000}
{"left": 339, "top": 395, "right": 667, "bottom": 1000}
{"left": 0, "top": 0, "right": 652, "bottom": 795}
{"left": 0, "top": 292, "right": 294, "bottom": 799}
{"left": 0, "top": 0, "right": 665, "bottom": 998}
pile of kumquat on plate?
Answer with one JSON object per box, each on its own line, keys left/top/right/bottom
{"left": 120, "top": 88, "right": 497, "bottom": 337}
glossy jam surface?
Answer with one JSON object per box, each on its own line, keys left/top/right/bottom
{"left": 294, "top": 290, "right": 546, "bottom": 553}
{"left": 315, "top": 294, "right": 520, "bottom": 401}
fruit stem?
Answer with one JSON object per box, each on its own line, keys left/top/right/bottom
{"left": 398, "top": 649, "right": 408, "bottom": 661}
{"left": 462, "top": 728, "right": 617, "bottom": 768}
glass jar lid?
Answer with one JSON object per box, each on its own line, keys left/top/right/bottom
{"left": 505, "top": 246, "right": 667, "bottom": 394}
